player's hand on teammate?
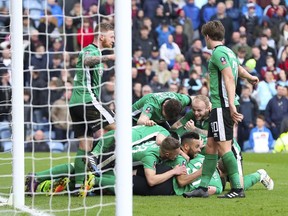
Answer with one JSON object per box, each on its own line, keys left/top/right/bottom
{"left": 108, "top": 54, "right": 115, "bottom": 61}
{"left": 229, "top": 105, "right": 243, "bottom": 124}
{"left": 173, "top": 164, "right": 187, "bottom": 175}
{"left": 144, "top": 120, "right": 156, "bottom": 126}
{"left": 184, "top": 120, "right": 195, "bottom": 132}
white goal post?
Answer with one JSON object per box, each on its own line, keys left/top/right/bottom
{"left": 5, "top": 0, "right": 133, "bottom": 215}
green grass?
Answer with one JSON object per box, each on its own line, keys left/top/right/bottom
{"left": 0, "top": 153, "right": 287, "bottom": 216}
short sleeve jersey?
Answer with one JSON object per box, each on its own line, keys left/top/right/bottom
{"left": 209, "top": 45, "right": 240, "bottom": 109}
{"left": 173, "top": 154, "right": 222, "bottom": 195}
{"left": 69, "top": 44, "right": 104, "bottom": 106}
{"left": 132, "top": 125, "right": 170, "bottom": 146}
{"left": 132, "top": 141, "right": 161, "bottom": 170}
{"left": 132, "top": 92, "right": 191, "bottom": 123}
{"left": 173, "top": 110, "right": 209, "bottom": 137}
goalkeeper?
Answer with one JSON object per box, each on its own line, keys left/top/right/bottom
{"left": 69, "top": 22, "right": 116, "bottom": 194}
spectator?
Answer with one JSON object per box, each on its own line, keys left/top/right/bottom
{"left": 248, "top": 115, "right": 274, "bottom": 153}
{"left": 237, "top": 85, "right": 259, "bottom": 150}
{"left": 172, "top": 24, "right": 189, "bottom": 54}
{"left": 210, "top": 2, "right": 234, "bottom": 45}
{"left": 185, "top": 39, "right": 203, "bottom": 65}
{"left": 155, "top": 19, "right": 175, "bottom": 47}
{"left": 163, "top": 0, "right": 179, "bottom": 24}
{"left": 277, "top": 21, "right": 288, "bottom": 50}
{"left": 241, "top": 0, "right": 263, "bottom": 24}
{"left": 99, "top": 0, "right": 115, "bottom": 17}
{"left": 69, "top": 2, "right": 83, "bottom": 28}
{"left": 152, "top": 4, "right": 168, "bottom": 29}
{"left": 134, "top": 25, "right": 156, "bottom": 59}
{"left": 260, "top": 55, "right": 281, "bottom": 81}
{"left": 251, "top": 45, "right": 266, "bottom": 76}
{"left": 77, "top": 18, "right": 94, "bottom": 49}
{"left": 174, "top": 9, "right": 194, "bottom": 47}
{"left": 149, "top": 74, "right": 165, "bottom": 92}
{"left": 30, "top": 45, "right": 48, "bottom": 82}
{"left": 101, "top": 81, "right": 115, "bottom": 105}
{"left": 25, "top": 129, "right": 50, "bottom": 152}
{"left": 240, "top": 3, "right": 260, "bottom": 46}
{"left": 132, "top": 82, "right": 142, "bottom": 103}
{"left": 0, "top": 70, "right": 11, "bottom": 122}
{"left": 200, "top": 0, "right": 217, "bottom": 28}
{"left": 86, "top": 3, "right": 100, "bottom": 29}
{"left": 141, "top": 0, "right": 163, "bottom": 19}
{"left": 263, "top": 0, "right": 286, "bottom": 26}
{"left": 184, "top": 69, "right": 202, "bottom": 96}
{"left": 277, "top": 70, "right": 288, "bottom": 86}
{"left": 49, "top": 54, "right": 63, "bottom": 80}
{"left": 50, "top": 81, "right": 73, "bottom": 143}
{"left": 182, "top": 0, "right": 200, "bottom": 40}
{"left": 31, "top": 70, "right": 49, "bottom": 130}
{"left": 37, "top": 10, "right": 59, "bottom": 49}
{"left": 61, "top": 16, "right": 78, "bottom": 52}
{"left": 143, "top": 60, "right": 156, "bottom": 85}
{"left": 155, "top": 59, "right": 171, "bottom": 86}
{"left": 232, "top": 34, "right": 252, "bottom": 60}
{"left": 159, "top": 34, "right": 181, "bottom": 69}
{"left": 258, "top": 34, "right": 277, "bottom": 62}
{"left": 168, "top": 83, "right": 179, "bottom": 92}
{"left": 47, "top": 0, "right": 64, "bottom": 27}
{"left": 265, "top": 84, "right": 288, "bottom": 139}
{"left": 142, "top": 84, "right": 153, "bottom": 96}
{"left": 173, "top": 54, "right": 190, "bottom": 83}
{"left": 168, "top": 69, "right": 181, "bottom": 87}
{"left": 0, "top": 48, "right": 11, "bottom": 77}
{"left": 225, "top": 0, "right": 241, "bottom": 31}
{"left": 189, "top": 54, "right": 208, "bottom": 79}
{"left": 253, "top": 71, "right": 277, "bottom": 115}
{"left": 278, "top": 45, "right": 288, "bottom": 73}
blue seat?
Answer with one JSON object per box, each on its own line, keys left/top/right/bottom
{"left": 48, "top": 142, "right": 64, "bottom": 153}
{"left": 1, "top": 141, "right": 12, "bottom": 152}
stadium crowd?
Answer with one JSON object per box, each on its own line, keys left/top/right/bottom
{"left": 0, "top": 0, "right": 288, "bottom": 154}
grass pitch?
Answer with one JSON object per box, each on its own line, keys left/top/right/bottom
{"left": 0, "top": 152, "right": 287, "bottom": 216}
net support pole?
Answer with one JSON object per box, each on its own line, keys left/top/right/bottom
{"left": 11, "top": 0, "right": 24, "bottom": 208}
{"left": 115, "top": 0, "right": 132, "bottom": 216}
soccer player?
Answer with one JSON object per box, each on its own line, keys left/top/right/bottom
{"left": 85, "top": 124, "right": 171, "bottom": 174}
{"left": 132, "top": 92, "right": 192, "bottom": 127}
{"left": 69, "top": 22, "right": 116, "bottom": 193}
{"left": 171, "top": 95, "right": 210, "bottom": 137}
{"left": 186, "top": 20, "right": 259, "bottom": 198}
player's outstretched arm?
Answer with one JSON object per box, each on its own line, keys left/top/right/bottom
{"left": 238, "top": 65, "right": 259, "bottom": 85}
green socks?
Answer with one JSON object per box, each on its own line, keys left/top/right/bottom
{"left": 35, "top": 163, "right": 74, "bottom": 183}
{"left": 244, "top": 172, "right": 261, "bottom": 191}
{"left": 74, "top": 149, "right": 86, "bottom": 186}
{"left": 199, "top": 154, "right": 218, "bottom": 188}
{"left": 222, "top": 151, "right": 242, "bottom": 189}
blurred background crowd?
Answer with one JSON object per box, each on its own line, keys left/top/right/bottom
{"left": 0, "top": 0, "right": 288, "bottom": 153}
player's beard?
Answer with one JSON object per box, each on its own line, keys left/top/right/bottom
{"left": 102, "top": 38, "right": 112, "bottom": 49}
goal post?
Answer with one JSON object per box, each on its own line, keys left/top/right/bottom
{"left": 11, "top": 0, "right": 25, "bottom": 208}
{"left": 115, "top": 0, "right": 133, "bottom": 216}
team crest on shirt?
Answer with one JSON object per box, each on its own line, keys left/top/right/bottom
{"left": 220, "top": 57, "right": 227, "bottom": 65}
{"left": 145, "top": 107, "right": 151, "bottom": 113}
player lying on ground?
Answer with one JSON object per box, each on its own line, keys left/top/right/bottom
{"left": 25, "top": 136, "right": 186, "bottom": 196}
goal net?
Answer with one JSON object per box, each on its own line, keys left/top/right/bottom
{"left": 0, "top": 0, "right": 132, "bottom": 215}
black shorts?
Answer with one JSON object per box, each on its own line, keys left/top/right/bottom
{"left": 69, "top": 102, "right": 115, "bottom": 138}
{"left": 208, "top": 107, "right": 234, "bottom": 141}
